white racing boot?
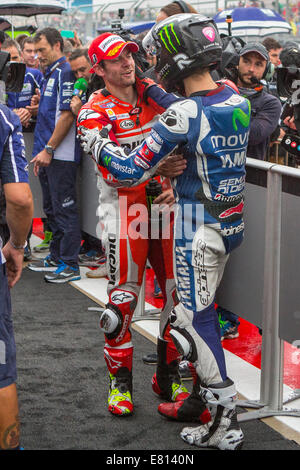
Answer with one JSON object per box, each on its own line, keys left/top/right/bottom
{"left": 180, "top": 378, "right": 244, "bottom": 450}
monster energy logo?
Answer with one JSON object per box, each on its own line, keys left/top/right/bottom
{"left": 159, "top": 23, "right": 180, "bottom": 54}
{"left": 232, "top": 100, "right": 251, "bottom": 131}
{"left": 103, "top": 155, "right": 111, "bottom": 167}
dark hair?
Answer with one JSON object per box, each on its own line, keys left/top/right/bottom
{"left": 160, "top": 1, "right": 198, "bottom": 16}
{"left": 0, "top": 31, "right": 5, "bottom": 45}
{"left": 69, "top": 47, "right": 90, "bottom": 63}
{"left": 262, "top": 37, "right": 282, "bottom": 51}
{"left": 33, "top": 27, "right": 64, "bottom": 52}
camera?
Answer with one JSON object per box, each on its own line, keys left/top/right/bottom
{"left": 276, "top": 45, "right": 300, "bottom": 161}
{"left": 97, "top": 9, "right": 132, "bottom": 38}
{"left": 0, "top": 51, "right": 26, "bottom": 94}
{"left": 97, "top": 8, "right": 149, "bottom": 72}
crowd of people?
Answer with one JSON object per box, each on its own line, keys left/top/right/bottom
{"left": 0, "top": 0, "right": 299, "bottom": 451}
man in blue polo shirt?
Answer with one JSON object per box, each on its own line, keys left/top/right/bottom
{"left": 2, "top": 38, "right": 43, "bottom": 130}
{"left": 0, "top": 103, "right": 33, "bottom": 449}
{"left": 28, "top": 28, "right": 81, "bottom": 283}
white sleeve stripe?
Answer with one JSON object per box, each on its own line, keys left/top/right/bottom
{"left": 26, "top": 72, "right": 40, "bottom": 88}
{"left": 8, "top": 134, "right": 19, "bottom": 182}
{"left": 0, "top": 109, "right": 19, "bottom": 182}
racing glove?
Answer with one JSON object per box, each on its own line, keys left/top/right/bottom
{"left": 79, "top": 124, "right": 113, "bottom": 160}
{"left": 135, "top": 67, "right": 157, "bottom": 102}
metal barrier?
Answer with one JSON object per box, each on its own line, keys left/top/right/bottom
{"left": 217, "top": 158, "right": 300, "bottom": 422}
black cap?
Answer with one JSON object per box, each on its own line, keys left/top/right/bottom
{"left": 239, "top": 42, "right": 269, "bottom": 62}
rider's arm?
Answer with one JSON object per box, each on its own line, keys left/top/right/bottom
{"left": 80, "top": 100, "right": 196, "bottom": 186}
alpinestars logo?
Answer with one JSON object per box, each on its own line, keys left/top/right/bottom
{"left": 158, "top": 23, "right": 180, "bottom": 54}
{"left": 174, "top": 53, "right": 193, "bottom": 70}
{"left": 111, "top": 291, "right": 134, "bottom": 304}
{"left": 104, "top": 348, "right": 122, "bottom": 371}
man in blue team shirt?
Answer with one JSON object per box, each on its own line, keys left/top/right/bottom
{"left": 0, "top": 103, "right": 33, "bottom": 449}
{"left": 28, "top": 28, "right": 82, "bottom": 283}
{"left": 2, "top": 39, "right": 43, "bottom": 130}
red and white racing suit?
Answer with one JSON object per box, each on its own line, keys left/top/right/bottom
{"left": 78, "top": 86, "right": 179, "bottom": 377}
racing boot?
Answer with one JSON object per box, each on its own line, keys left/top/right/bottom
{"left": 158, "top": 370, "right": 211, "bottom": 424}
{"left": 152, "top": 336, "right": 190, "bottom": 403}
{"left": 180, "top": 378, "right": 244, "bottom": 450}
{"left": 108, "top": 367, "right": 133, "bottom": 417}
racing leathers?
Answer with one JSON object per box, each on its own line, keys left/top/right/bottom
{"left": 78, "top": 82, "right": 189, "bottom": 409}
{"left": 80, "top": 83, "right": 250, "bottom": 392}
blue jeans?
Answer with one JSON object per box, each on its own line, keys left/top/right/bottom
{"left": 0, "top": 264, "right": 17, "bottom": 389}
{"left": 39, "top": 160, "right": 81, "bottom": 267}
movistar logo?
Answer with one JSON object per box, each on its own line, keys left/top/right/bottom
{"left": 103, "top": 155, "right": 111, "bottom": 167}
{"left": 159, "top": 23, "right": 180, "bottom": 54}
{"left": 232, "top": 100, "right": 251, "bottom": 131}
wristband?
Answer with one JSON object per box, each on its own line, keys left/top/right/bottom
{"left": 9, "top": 239, "right": 27, "bottom": 250}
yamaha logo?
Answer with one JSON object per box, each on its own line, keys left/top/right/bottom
{"left": 119, "top": 119, "right": 134, "bottom": 129}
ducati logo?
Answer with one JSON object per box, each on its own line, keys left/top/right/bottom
{"left": 174, "top": 53, "right": 193, "bottom": 70}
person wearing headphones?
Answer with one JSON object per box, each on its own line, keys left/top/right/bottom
{"left": 237, "top": 42, "right": 282, "bottom": 160}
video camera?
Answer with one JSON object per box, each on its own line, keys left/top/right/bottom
{"left": 0, "top": 51, "right": 26, "bottom": 102}
{"left": 277, "top": 44, "right": 300, "bottom": 161}
{"left": 97, "top": 9, "right": 150, "bottom": 73}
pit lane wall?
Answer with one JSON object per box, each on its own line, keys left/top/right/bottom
{"left": 24, "top": 131, "right": 300, "bottom": 345}
{"left": 217, "top": 158, "right": 300, "bottom": 345}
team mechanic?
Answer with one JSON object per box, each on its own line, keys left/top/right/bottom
{"left": 77, "top": 32, "right": 190, "bottom": 417}
{"left": 80, "top": 14, "right": 250, "bottom": 450}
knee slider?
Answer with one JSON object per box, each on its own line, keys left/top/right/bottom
{"left": 169, "top": 327, "right": 198, "bottom": 362}
{"left": 99, "top": 303, "right": 123, "bottom": 339}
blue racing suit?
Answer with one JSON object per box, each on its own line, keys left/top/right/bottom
{"left": 88, "top": 84, "right": 250, "bottom": 386}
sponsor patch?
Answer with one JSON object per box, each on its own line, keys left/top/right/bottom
{"left": 106, "top": 109, "right": 117, "bottom": 121}
{"left": 219, "top": 201, "right": 244, "bottom": 219}
{"left": 151, "top": 130, "right": 163, "bottom": 145}
{"left": 139, "top": 144, "right": 154, "bottom": 160}
{"left": 134, "top": 156, "right": 150, "bottom": 169}
{"left": 202, "top": 26, "right": 216, "bottom": 42}
{"left": 99, "top": 35, "right": 122, "bottom": 53}
{"left": 47, "top": 78, "right": 55, "bottom": 88}
{"left": 119, "top": 119, "right": 135, "bottom": 130}
{"left": 145, "top": 135, "right": 162, "bottom": 153}
{"left": 100, "top": 102, "right": 116, "bottom": 109}
{"left": 107, "top": 43, "right": 123, "bottom": 57}
{"left": 116, "top": 113, "right": 130, "bottom": 119}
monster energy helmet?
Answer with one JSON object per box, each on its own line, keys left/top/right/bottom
{"left": 142, "top": 13, "right": 222, "bottom": 90}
